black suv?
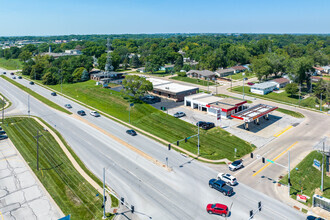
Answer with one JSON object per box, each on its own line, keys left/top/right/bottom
{"left": 126, "top": 130, "right": 137, "bottom": 136}
{"left": 77, "top": 110, "right": 86, "bottom": 116}
{"left": 196, "top": 121, "right": 206, "bottom": 127}
{"left": 202, "top": 122, "right": 215, "bottom": 130}
{"left": 18, "top": 76, "right": 22, "bottom": 79}
{"left": 209, "top": 179, "right": 234, "bottom": 196}
{"left": 51, "top": 92, "right": 57, "bottom": 96}
{"left": 29, "top": 81, "right": 34, "bottom": 85}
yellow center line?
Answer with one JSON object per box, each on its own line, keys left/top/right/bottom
{"left": 252, "top": 141, "right": 298, "bottom": 177}
{"left": 274, "top": 125, "right": 293, "bottom": 137}
{"left": 0, "top": 210, "right": 3, "bottom": 220}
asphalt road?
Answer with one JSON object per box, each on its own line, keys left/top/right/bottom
{"left": 0, "top": 73, "right": 306, "bottom": 220}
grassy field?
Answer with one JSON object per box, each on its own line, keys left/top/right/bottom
{"left": 232, "top": 86, "right": 326, "bottom": 110}
{"left": 1, "top": 76, "right": 71, "bottom": 114}
{"left": 2, "top": 117, "right": 106, "bottom": 219}
{"left": 226, "top": 72, "right": 255, "bottom": 80}
{"left": 48, "top": 80, "right": 254, "bottom": 160}
{"left": 276, "top": 108, "right": 305, "bottom": 118}
{"left": 280, "top": 151, "right": 330, "bottom": 206}
{"left": 170, "top": 76, "right": 216, "bottom": 86}
{"left": 0, "top": 58, "right": 23, "bottom": 70}
{"left": 215, "top": 93, "right": 252, "bottom": 104}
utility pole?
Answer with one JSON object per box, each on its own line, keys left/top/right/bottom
{"left": 299, "top": 84, "right": 301, "bottom": 106}
{"left": 242, "top": 74, "right": 245, "bottom": 100}
{"left": 2, "top": 95, "right": 4, "bottom": 124}
{"left": 207, "top": 79, "right": 209, "bottom": 93}
{"left": 321, "top": 142, "right": 325, "bottom": 192}
{"left": 103, "top": 167, "right": 106, "bottom": 219}
{"left": 320, "top": 93, "right": 323, "bottom": 112}
{"left": 28, "top": 95, "right": 30, "bottom": 117}
{"left": 129, "top": 103, "right": 134, "bottom": 124}
{"left": 288, "top": 151, "right": 290, "bottom": 197}
{"left": 230, "top": 75, "right": 232, "bottom": 92}
{"left": 198, "top": 121, "right": 200, "bottom": 155}
{"left": 34, "top": 130, "right": 43, "bottom": 171}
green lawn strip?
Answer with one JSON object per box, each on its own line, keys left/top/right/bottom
{"left": 225, "top": 72, "right": 255, "bottom": 80}
{"left": 276, "top": 108, "right": 305, "bottom": 118}
{"left": 0, "top": 75, "right": 71, "bottom": 115}
{"left": 232, "top": 86, "right": 327, "bottom": 112}
{"left": 2, "top": 117, "right": 105, "bottom": 219}
{"left": 48, "top": 80, "right": 254, "bottom": 161}
{"left": 170, "top": 76, "right": 216, "bottom": 86}
{"left": 215, "top": 93, "right": 252, "bottom": 104}
{"left": 279, "top": 151, "right": 330, "bottom": 206}
{"left": 0, "top": 58, "right": 23, "bottom": 70}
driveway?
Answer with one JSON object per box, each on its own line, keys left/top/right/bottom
{"left": 0, "top": 139, "right": 62, "bottom": 220}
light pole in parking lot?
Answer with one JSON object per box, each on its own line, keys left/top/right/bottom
{"left": 242, "top": 72, "right": 245, "bottom": 100}
{"left": 197, "top": 121, "right": 200, "bottom": 155}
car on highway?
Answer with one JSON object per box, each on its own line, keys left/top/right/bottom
{"left": 10, "top": 72, "right": 14, "bottom": 75}
{"left": 90, "top": 111, "right": 100, "bottom": 117}
{"left": 126, "top": 130, "right": 137, "bottom": 136}
{"left": 29, "top": 81, "right": 34, "bottom": 85}
{"left": 12, "top": 76, "right": 16, "bottom": 79}
{"left": 51, "top": 92, "right": 57, "bottom": 96}
{"left": 229, "top": 159, "right": 244, "bottom": 171}
{"left": 3, "top": 72, "right": 6, "bottom": 74}
{"left": 217, "top": 173, "right": 237, "bottom": 186}
{"left": 206, "top": 203, "right": 228, "bottom": 216}
{"left": 201, "top": 122, "right": 215, "bottom": 130}
{"left": 64, "top": 104, "right": 72, "bottom": 109}
{"left": 77, "top": 110, "right": 86, "bottom": 116}
{"left": 196, "top": 121, "right": 206, "bottom": 127}
{"left": 306, "top": 216, "right": 325, "bottom": 220}
{"left": 0, "top": 135, "right": 8, "bottom": 140}
{"left": 173, "top": 112, "right": 185, "bottom": 118}
{"left": 18, "top": 76, "right": 22, "bottom": 79}
{"left": 209, "top": 179, "right": 234, "bottom": 196}
{"left": 0, "top": 131, "right": 6, "bottom": 135}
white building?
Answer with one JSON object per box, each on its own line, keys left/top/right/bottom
{"left": 250, "top": 82, "right": 277, "bottom": 95}
{"left": 64, "top": 49, "right": 82, "bottom": 55}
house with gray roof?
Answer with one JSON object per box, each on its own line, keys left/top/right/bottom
{"left": 186, "top": 70, "right": 215, "bottom": 80}
{"left": 250, "top": 82, "right": 277, "bottom": 95}
{"left": 215, "top": 68, "right": 235, "bottom": 77}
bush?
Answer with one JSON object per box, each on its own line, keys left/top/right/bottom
{"left": 177, "top": 72, "right": 186, "bottom": 77}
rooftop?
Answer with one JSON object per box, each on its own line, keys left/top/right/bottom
{"left": 154, "top": 83, "right": 198, "bottom": 94}
{"left": 272, "top": 78, "right": 290, "bottom": 84}
{"left": 187, "top": 70, "right": 215, "bottom": 77}
{"left": 251, "top": 82, "right": 277, "bottom": 90}
{"left": 194, "top": 96, "right": 222, "bottom": 104}
{"left": 231, "top": 65, "right": 247, "bottom": 71}
{"left": 232, "top": 104, "right": 278, "bottom": 122}
{"left": 216, "top": 68, "right": 235, "bottom": 74}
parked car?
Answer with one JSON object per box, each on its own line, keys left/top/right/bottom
{"left": 10, "top": 72, "right": 14, "bottom": 75}
{"left": 3, "top": 72, "right": 6, "bottom": 74}
{"left": 0, "top": 126, "right": 2, "bottom": 130}
{"left": 77, "top": 110, "right": 86, "bottom": 116}
{"left": 306, "top": 216, "right": 325, "bottom": 220}
{"left": 209, "top": 179, "right": 234, "bottom": 196}
{"left": 64, "top": 104, "right": 72, "bottom": 109}
{"left": 247, "top": 82, "right": 254, "bottom": 86}
{"left": 229, "top": 159, "right": 244, "bottom": 171}
{"left": 29, "top": 81, "right": 34, "bottom": 85}
{"left": 243, "top": 77, "right": 248, "bottom": 81}
{"left": 90, "top": 111, "right": 100, "bottom": 117}
{"left": 217, "top": 173, "right": 237, "bottom": 186}
{"left": 173, "top": 112, "right": 185, "bottom": 118}
{"left": 201, "top": 122, "right": 215, "bottom": 130}
{"left": 206, "top": 203, "right": 228, "bottom": 216}
{"left": 196, "top": 121, "right": 206, "bottom": 127}
{"left": 0, "top": 135, "right": 8, "bottom": 140}
{"left": 12, "top": 76, "right": 16, "bottom": 79}
{"left": 0, "top": 131, "right": 6, "bottom": 135}
{"left": 51, "top": 92, "right": 57, "bottom": 96}
{"left": 18, "top": 76, "right": 22, "bottom": 79}
{"left": 126, "top": 130, "right": 137, "bottom": 136}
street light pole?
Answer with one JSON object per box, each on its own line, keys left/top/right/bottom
{"left": 28, "top": 95, "right": 30, "bottom": 117}
{"left": 320, "top": 93, "right": 323, "bottom": 112}
{"left": 288, "top": 151, "right": 290, "bottom": 197}
{"left": 321, "top": 142, "right": 324, "bottom": 192}
{"left": 198, "top": 122, "right": 200, "bottom": 155}
{"left": 34, "top": 130, "right": 43, "bottom": 171}
{"left": 129, "top": 104, "right": 131, "bottom": 124}
{"left": 242, "top": 73, "right": 245, "bottom": 100}
{"left": 103, "top": 167, "right": 106, "bottom": 219}
{"left": 2, "top": 95, "right": 4, "bottom": 124}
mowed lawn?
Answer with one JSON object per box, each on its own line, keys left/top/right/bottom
{"left": 3, "top": 117, "right": 104, "bottom": 219}
{"left": 49, "top": 80, "right": 254, "bottom": 160}
{"left": 233, "top": 86, "right": 320, "bottom": 109}
{"left": 0, "top": 58, "right": 23, "bottom": 70}
{"left": 170, "top": 76, "right": 216, "bottom": 86}
{"left": 280, "top": 151, "right": 330, "bottom": 206}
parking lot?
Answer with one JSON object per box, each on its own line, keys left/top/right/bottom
{"left": 0, "top": 139, "right": 62, "bottom": 219}
{"left": 168, "top": 104, "right": 304, "bottom": 148}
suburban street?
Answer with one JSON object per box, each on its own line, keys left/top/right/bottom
{"left": 0, "top": 72, "right": 307, "bottom": 219}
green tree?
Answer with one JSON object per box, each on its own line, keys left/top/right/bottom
{"left": 122, "top": 75, "right": 153, "bottom": 99}
{"left": 19, "top": 51, "right": 32, "bottom": 62}
{"left": 285, "top": 57, "right": 314, "bottom": 84}
{"left": 42, "top": 69, "right": 58, "bottom": 85}
{"left": 72, "top": 67, "right": 86, "bottom": 83}
{"left": 174, "top": 55, "right": 183, "bottom": 72}
{"left": 285, "top": 83, "right": 299, "bottom": 97}
{"left": 130, "top": 54, "right": 140, "bottom": 68}
{"left": 81, "top": 69, "right": 90, "bottom": 81}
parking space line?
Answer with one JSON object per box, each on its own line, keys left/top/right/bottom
{"left": 252, "top": 141, "right": 298, "bottom": 177}
{"left": 274, "top": 125, "right": 293, "bottom": 137}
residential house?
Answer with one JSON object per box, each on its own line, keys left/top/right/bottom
{"left": 321, "top": 66, "right": 330, "bottom": 74}
{"left": 160, "top": 64, "right": 175, "bottom": 73}
{"left": 64, "top": 49, "right": 82, "bottom": 55}
{"left": 215, "top": 68, "right": 235, "bottom": 77}
{"left": 271, "top": 78, "right": 290, "bottom": 88}
{"left": 186, "top": 70, "right": 216, "bottom": 80}
{"left": 232, "top": 65, "right": 247, "bottom": 73}
{"left": 137, "top": 67, "right": 146, "bottom": 73}
{"left": 250, "top": 82, "right": 277, "bottom": 95}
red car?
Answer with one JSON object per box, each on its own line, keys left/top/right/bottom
{"left": 206, "top": 203, "right": 228, "bottom": 216}
{"left": 247, "top": 82, "right": 255, "bottom": 86}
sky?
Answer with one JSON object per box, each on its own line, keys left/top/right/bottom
{"left": 0, "top": 0, "right": 329, "bottom": 36}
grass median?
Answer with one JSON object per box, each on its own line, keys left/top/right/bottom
{"left": 48, "top": 80, "right": 254, "bottom": 161}
{"left": 275, "top": 108, "right": 304, "bottom": 118}
{"left": 1, "top": 75, "right": 71, "bottom": 115}
{"left": 2, "top": 117, "right": 107, "bottom": 219}
{"left": 279, "top": 151, "right": 330, "bottom": 206}
{"left": 170, "top": 76, "right": 216, "bottom": 86}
